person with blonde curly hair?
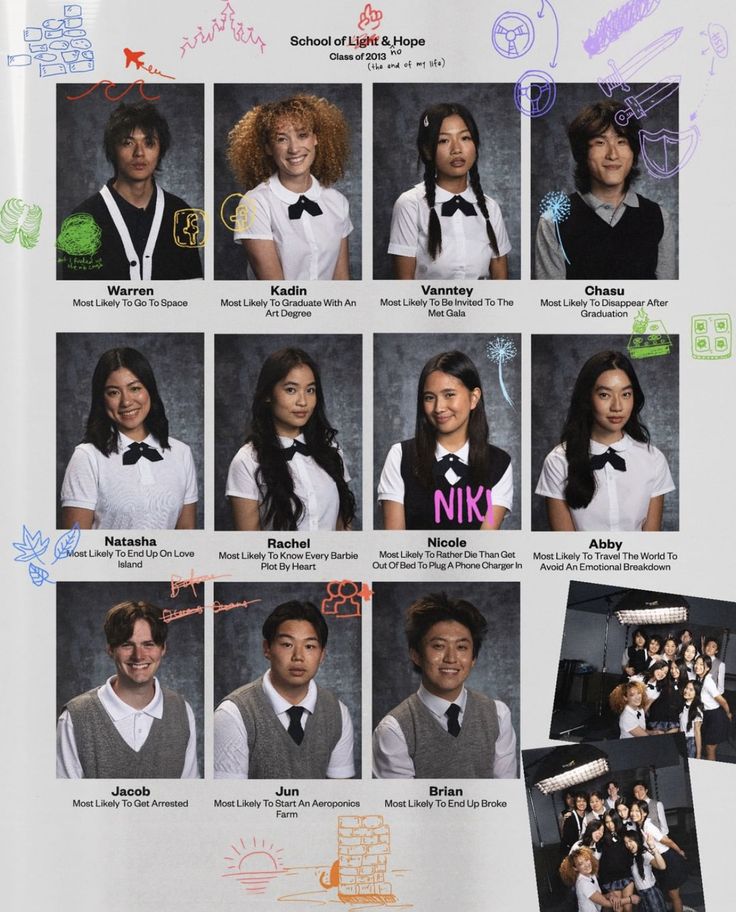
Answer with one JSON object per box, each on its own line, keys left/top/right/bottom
{"left": 609, "top": 680, "right": 659, "bottom": 739}
{"left": 559, "top": 846, "right": 624, "bottom": 911}
{"left": 227, "top": 94, "right": 353, "bottom": 280}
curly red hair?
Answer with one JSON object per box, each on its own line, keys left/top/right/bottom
{"left": 609, "top": 680, "right": 651, "bottom": 715}
{"left": 559, "top": 846, "right": 599, "bottom": 887}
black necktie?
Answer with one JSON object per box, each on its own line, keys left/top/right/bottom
{"left": 122, "top": 442, "right": 163, "bottom": 465}
{"left": 446, "top": 703, "right": 461, "bottom": 737}
{"left": 441, "top": 195, "right": 476, "bottom": 217}
{"left": 433, "top": 453, "right": 468, "bottom": 486}
{"left": 283, "top": 439, "right": 311, "bottom": 461}
{"left": 590, "top": 448, "right": 626, "bottom": 472}
{"left": 286, "top": 706, "right": 304, "bottom": 744}
{"left": 288, "top": 195, "right": 323, "bottom": 219}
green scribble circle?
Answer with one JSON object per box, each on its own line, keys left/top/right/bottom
{"left": 57, "top": 212, "right": 102, "bottom": 256}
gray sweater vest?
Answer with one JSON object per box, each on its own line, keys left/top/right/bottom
{"left": 65, "top": 687, "right": 189, "bottom": 778}
{"left": 390, "top": 690, "right": 499, "bottom": 778}
{"left": 223, "top": 676, "right": 342, "bottom": 779}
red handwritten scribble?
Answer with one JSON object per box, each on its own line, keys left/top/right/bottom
{"left": 180, "top": 1, "right": 266, "bottom": 57}
{"left": 162, "top": 597, "right": 261, "bottom": 623}
{"left": 358, "top": 3, "right": 383, "bottom": 31}
{"left": 170, "top": 569, "right": 231, "bottom": 598}
{"left": 321, "top": 580, "right": 372, "bottom": 617}
{"left": 123, "top": 47, "right": 175, "bottom": 79}
{"left": 66, "top": 79, "right": 161, "bottom": 102}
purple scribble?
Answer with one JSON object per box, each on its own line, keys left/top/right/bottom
{"left": 583, "top": 0, "right": 661, "bottom": 58}
{"left": 639, "top": 126, "right": 700, "bottom": 179}
{"left": 180, "top": 1, "right": 265, "bottom": 57}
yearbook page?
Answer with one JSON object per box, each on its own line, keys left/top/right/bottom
{"left": 4, "top": 1, "right": 734, "bottom": 909}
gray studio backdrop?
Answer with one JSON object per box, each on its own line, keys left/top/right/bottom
{"left": 530, "top": 83, "right": 679, "bottom": 278}
{"left": 531, "top": 334, "right": 679, "bottom": 531}
{"left": 371, "top": 581, "right": 520, "bottom": 753}
{"left": 56, "top": 581, "right": 204, "bottom": 776}
{"left": 213, "top": 581, "right": 362, "bottom": 776}
{"left": 56, "top": 332, "right": 205, "bottom": 528}
{"left": 56, "top": 83, "right": 204, "bottom": 278}
{"left": 213, "top": 83, "right": 362, "bottom": 280}
{"left": 373, "top": 333, "right": 521, "bottom": 530}
{"left": 373, "top": 83, "right": 521, "bottom": 280}
{"left": 214, "top": 333, "right": 362, "bottom": 530}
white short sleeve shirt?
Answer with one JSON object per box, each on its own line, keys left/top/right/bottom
{"left": 575, "top": 873, "right": 603, "bottom": 912}
{"left": 234, "top": 174, "right": 352, "bottom": 280}
{"left": 619, "top": 704, "right": 645, "bottom": 738}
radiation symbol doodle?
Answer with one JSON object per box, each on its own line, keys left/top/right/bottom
{"left": 514, "top": 69, "right": 557, "bottom": 117}
{"left": 491, "top": 11, "right": 535, "bottom": 59}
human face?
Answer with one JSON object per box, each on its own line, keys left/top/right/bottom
{"left": 629, "top": 803, "right": 646, "bottom": 825}
{"left": 647, "top": 638, "right": 661, "bottom": 658}
{"left": 114, "top": 127, "right": 160, "bottom": 185}
{"left": 410, "top": 620, "right": 476, "bottom": 702}
{"left": 653, "top": 665, "right": 668, "bottom": 682}
{"left": 683, "top": 644, "right": 697, "bottom": 663}
{"left": 586, "top": 125, "right": 634, "bottom": 196}
{"left": 704, "top": 640, "right": 719, "bottom": 658}
{"left": 575, "top": 795, "right": 588, "bottom": 814}
{"left": 266, "top": 119, "right": 318, "bottom": 190}
{"left": 683, "top": 681, "right": 696, "bottom": 703}
{"left": 573, "top": 853, "right": 593, "bottom": 876}
{"left": 604, "top": 815, "right": 616, "bottom": 833}
{"left": 592, "top": 825, "right": 604, "bottom": 843}
{"left": 269, "top": 364, "right": 317, "bottom": 438}
{"left": 663, "top": 639, "right": 677, "bottom": 659}
{"left": 624, "top": 836, "right": 639, "bottom": 855}
{"left": 669, "top": 661, "right": 681, "bottom": 681}
{"left": 422, "top": 370, "right": 480, "bottom": 447}
{"left": 433, "top": 114, "right": 477, "bottom": 190}
{"left": 263, "top": 619, "right": 325, "bottom": 699}
{"left": 680, "top": 631, "right": 693, "bottom": 647}
{"left": 616, "top": 802, "right": 629, "bottom": 820}
{"left": 693, "top": 656, "right": 706, "bottom": 678}
{"left": 108, "top": 618, "right": 165, "bottom": 693}
{"left": 634, "top": 632, "right": 646, "bottom": 648}
{"left": 626, "top": 685, "right": 643, "bottom": 708}
{"left": 104, "top": 367, "right": 151, "bottom": 441}
{"left": 590, "top": 369, "right": 634, "bottom": 442}
{"left": 607, "top": 782, "right": 619, "bottom": 799}
{"left": 632, "top": 784, "right": 647, "bottom": 802}
{"left": 590, "top": 794, "right": 605, "bottom": 815}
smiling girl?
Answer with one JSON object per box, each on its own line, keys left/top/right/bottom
{"left": 226, "top": 348, "right": 355, "bottom": 531}
{"left": 536, "top": 350, "right": 674, "bottom": 531}
{"left": 609, "top": 680, "right": 656, "bottom": 738}
{"left": 629, "top": 800, "right": 688, "bottom": 912}
{"left": 559, "top": 846, "right": 622, "bottom": 912}
{"left": 227, "top": 94, "right": 353, "bottom": 280}
{"left": 378, "top": 350, "right": 512, "bottom": 530}
{"left": 693, "top": 653, "right": 733, "bottom": 760}
{"left": 389, "top": 102, "right": 511, "bottom": 280}
{"left": 61, "top": 347, "right": 198, "bottom": 530}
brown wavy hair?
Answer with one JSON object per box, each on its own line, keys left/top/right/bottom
{"left": 227, "top": 94, "right": 349, "bottom": 189}
{"left": 608, "top": 680, "right": 651, "bottom": 715}
{"left": 559, "top": 846, "right": 599, "bottom": 887}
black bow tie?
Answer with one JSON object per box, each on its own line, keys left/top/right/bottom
{"left": 122, "top": 442, "right": 163, "bottom": 465}
{"left": 288, "top": 195, "right": 323, "bottom": 219}
{"left": 433, "top": 453, "right": 469, "bottom": 486}
{"left": 441, "top": 195, "right": 476, "bottom": 217}
{"left": 283, "top": 439, "right": 311, "bottom": 461}
{"left": 636, "top": 710, "right": 642, "bottom": 719}
{"left": 590, "top": 447, "right": 626, "bottom": 472}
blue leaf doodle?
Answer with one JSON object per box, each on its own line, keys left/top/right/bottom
{"left": 29, "top": 563, "right": 52, "bottom": 587}
{"left": 52, "top": 522, "right": 81, "bottom": 564}
{"left": 12, "top": 525, "right": 50, "bottom": 563}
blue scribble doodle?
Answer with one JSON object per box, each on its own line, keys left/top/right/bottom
{"left": 598, "top": 28, "right": 682, "bottom": 97}
{"left": 614, "top": 79, "right": 679, "bottom": 127}
{"left": 180, "top": 1, "right": 265, "bottom": 57}
{"left": 514, "top": 70, "right": 557, "bottom": 117}
{"left": 640, "top": 126, "right": 700, "bottom": 179}
{"left": 691, "top": 23, "right": 729, "bottom": 121}
{"left": 537, "top": 0, "right": 559, "bottom": 69}
{"left": 5, "top": 4, "right": 95, "bottom": 77}
{"left": 0, "top": 198, "right": 42, "bottom": 249}
{"left": 486, "top": 338, "right": 518, "bottom": 410}
{"left": 12, "top": 523, "right": 80, "bottom": 587}
{"left": 539, "top": 191, "right": 571, "bottom": 264}
{"left": 491, "top": 12, "right": 535, "bottom": 60}
{"left": 583, "top": 0, "right": 661, "bottom": 58}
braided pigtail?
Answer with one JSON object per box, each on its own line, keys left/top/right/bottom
{"left": 423, "top": 160, "right": 442, "bottom": 259}
{"left": 469, "top": 163, "right": 499, "bottom": 256}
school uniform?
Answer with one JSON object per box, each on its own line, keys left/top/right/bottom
{"left": 700, "top": 674, "right": 731, "bottom": 744}
{"left": 575, "top": 872, "right": 604, "bottom": 912}
{"left": 598, "top": 834, "right": 633, "bottom": 891}
{"left": 388, "top": 182, "right": 511, "bottom": 279}
{"left": 56, "top": 677, "right": 199, "bottom": 778}
{"left": 226, "top": 435, "right": 348, "bottom": 531}
{"left": 213, "top": 670, "right": 354, "bottom": 779}
{"left": 679, "top": 701, "right": 703, "bottom": 758}
{"left": 378, "top": 439, "right": 512, "bottom": 530}
{"left": 647, "top": 679, "right": 683, "bottom": 730}
{"left": 61, "top": 431, "right": 198, "bottom": 530}
{"left": 561, "top": 811, "right": 589, "bottom": 854}
{"left": 619, "top": 704, "right": 646, "bottom": 738}
{"left": 59, "top": 180, "right": 203, "bottom": 280}
{"left": 630, "top": 852, "right": 668, "bottom": 912}
{"left": 535, "top": 434, "right": 675, "bottom": 531}
{"left": 372, "top": 684, "right": 517, "bottom": 779}
{"left": 708, "top": 654, "right": 726, "bottom": 693}
{"left": 642, "top": 819, "right": 688, "bottom": 891}
{"left": 622, "top": 645, "right": 649, "bottom": 677}
{"left": 234, "top": 174, "right": 352, "bottom": 280}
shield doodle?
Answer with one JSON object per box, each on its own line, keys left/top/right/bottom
{"left": 639, "top": 125, "right": 700, "bottom": 179}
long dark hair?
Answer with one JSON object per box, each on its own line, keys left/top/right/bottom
{"left": 416, "top": 103, "right": 499, "bottom": 261}
{"left": 413, "top": 351, "right": 491, "bottom": 489}
{"left": 247, "top": 347, "right": 355, "bottom": 530}
{"left": 83, "top": 347, "right": 169, "bottom": 456}
{"left": 683, "top": 679, "right": 704, "bottom": 731}
{"left": 561, "top": 350, "right": 650, "bottom": 509}
{"left": 624, "top": 829, "right": 648, "bottom": 881}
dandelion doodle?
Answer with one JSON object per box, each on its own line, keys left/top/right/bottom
{"left": 486, "top": 337, "right": 518, "bottom": 410}
{"left": 539, "top": 190, "right": 571, "bottom": 265}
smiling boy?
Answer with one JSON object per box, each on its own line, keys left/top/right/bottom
{"left": 214, "top": 600, "right": 355, "bottom": 779}
{"left": 56, "top": 601, "right": 199, "bottom": 778}
{"left": 372, "top": 592, "right": 517, "bottom": 778}
{"left": 58, "top": 100, "right": 203, "bottom": 280}
{"left": 535, "top": 99, "right": 675, "bottom": 280}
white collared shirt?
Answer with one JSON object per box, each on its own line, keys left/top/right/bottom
{"left": 56, "top": 677, "right": 199, "bottom": 778}
{"left": 619, "top": 704, "right": 645, "bottom": 738}
{"left": 234, "top": 174, "right": 352, "bottom": 280}
{"left": 372, "top": 684, "right": 518, "bottom": 779}
{"left": 535, "top": 433, "right": 675, "bottom": 531}
{"left": 226, "top": 435, "right": 348, "bottom": 531}
{"left": 378, "top": 440, "right": 513, "bottom": 511}
{"left": 389, "top": 182, "right": 511, "bottom": 279}
{"left": 214, "top": 670, "right": 355, "bottom": 779}
{"left": 61, "top": 431, "right": 198, "bottom": 529}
